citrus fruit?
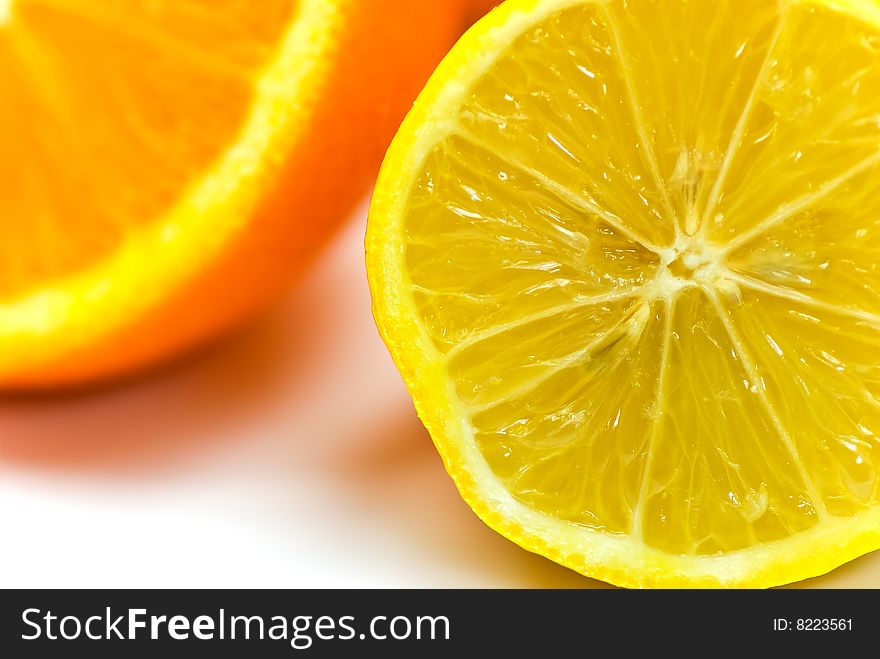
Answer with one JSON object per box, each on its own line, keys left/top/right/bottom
{"left": 0, "top": 0, "right": 473, "bottom": 388}
{"left": 367, "top": 0, "right": 880, "bottom": 587}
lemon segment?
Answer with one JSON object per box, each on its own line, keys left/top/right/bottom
{"left": 368, "top": 0, "right": 880, "bottom": 586}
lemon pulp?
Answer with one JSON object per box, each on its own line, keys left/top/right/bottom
{"left": 371, "top": 0, "right": 880, "bottom": 585}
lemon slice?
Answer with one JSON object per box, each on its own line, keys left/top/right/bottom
{"left": 367, "top": 0, "right": 880, "bottom": 587}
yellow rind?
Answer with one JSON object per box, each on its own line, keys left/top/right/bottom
{"left": 366, "top": 0, "right": 880, "bottom": 587}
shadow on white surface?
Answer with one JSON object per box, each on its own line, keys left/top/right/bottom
{"left": 0, "top": 315, "right": 296, "bottom": 471}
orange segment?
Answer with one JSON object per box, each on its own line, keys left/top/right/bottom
{"left": 0, "top": 0, "right": 288, "bottom": 299}
{"left": 0, "top": 0, "right": 472, "bottom": 387}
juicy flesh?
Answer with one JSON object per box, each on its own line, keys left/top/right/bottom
{"left": 404, "top": 0, "right": 880, "bottom": 555}
{"left": 0, "top": 0, "right": 297, "bottom": 300}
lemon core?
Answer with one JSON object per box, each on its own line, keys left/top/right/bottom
{"left": 636, "top": 233, "right": 727, "bottom": 304}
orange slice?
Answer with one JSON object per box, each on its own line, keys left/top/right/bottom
{"left": 0, "top": 0, "right": 468, "bottom": 387}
